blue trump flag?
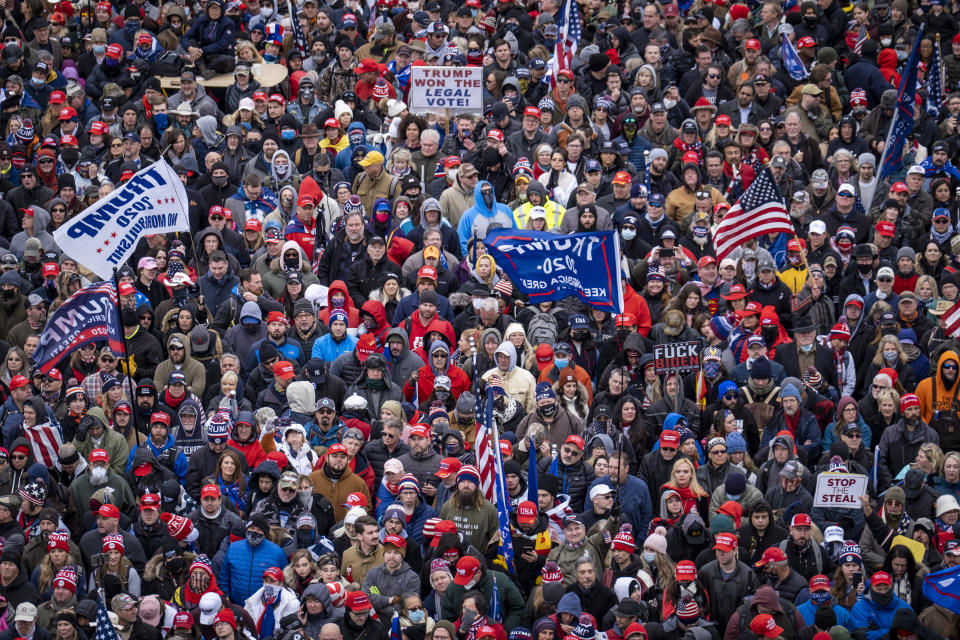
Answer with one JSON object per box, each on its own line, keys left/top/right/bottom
{"left": 484, "top": 229, "right": 624, "bottom": 313}
{"left": 879, "top": 25, "right": 924, "bottom": 182}
{"left": 486, "top": 386, "right": 516, "bottom": 577}
{"left": 922, "top": 565, "right": 960, "bottom": 615}
{"left": 33, "top": 282, "right": 125, "bottom": 376}
{"left": 781, "top": 34, "right": 809, "bottom": 81}
{"left": 927, "top": 35, "right": 943, "bottom": 119}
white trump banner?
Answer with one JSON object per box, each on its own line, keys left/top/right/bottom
{"left": 54, "top": 159, "right": 190, "bottom": 280}
{"left": 408, "top": 66, "right": 483, "bottom": 115}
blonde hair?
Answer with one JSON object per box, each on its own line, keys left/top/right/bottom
{"left": 669, "top": 458, "right": 709, "bottom": 497}
{"left": 919, "top": 443, "right": 945, "bottom": 474}
{"left": 871, "top": 335, "right": 906, "bottom": 366}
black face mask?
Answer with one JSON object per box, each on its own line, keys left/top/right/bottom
{"left": 284, "top": 255, "right": 299, "bottom": 268}
{"left": 296, "top": 530, "right": 314, "bottom": 548}
{"left": 871, "top": 588, "right": 893, "bottom": 606}
{"left": 212, "top": 175, "right": 229, "bottom": 187}
{"left": 762, "top": 326, "right": 778, "bottom": 345}
{"left": 482, "top": 191, "right": 494, "bottom": 208}
{"left": 167, "top": 558, "right": 185, "bottom": 574}
{"left": 857, "top": 262, "right": 872, "bottom": 275}
{"left": 245, "top": 141, "right": 260, "bottom": 154}
{"left": 804, "top": 16, "right": 817, "bottom": 25}
{"left": 617, "top": 329, "right": 630, "bottom": 341}
{"left": 540, "top": 402, "right": 557, "bottom": 417}
{"left": 1, "top": 288, "right": 15, "bottom": 300}
{"left": 571, "top": 330, "right": 589, "bottom": 341}
{"left": 61, "top": 149, "right": 79, "bottom": 165}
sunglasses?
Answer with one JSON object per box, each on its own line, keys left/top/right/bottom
{"left": 708, "top": 73, "right": 721, "bottom": 79}
{"left": 557, "top": 77, "right": 571, "bottom": 83}
{"left": 111, "top": 142, "right": 122, "bottom": 148}
{"left": 169, "top": 345, "right": 184, "bottom": 351}
{"left": 710, "top": 449, "right": 728, "bottom": 455}
{"left": 11, "top": 454, "right": 27, "bottom": 460}
{"left": 944, "top": 363, "right": 958, "bottom": 370}
{"left": 562, "top": 447, "right": 582, "bottom": 456}
{"left": 845, "top": 433, "right": 863, "bottom": 439}
{"left": 38, "top": 158, "right": 54, "bottom": 164}
{"left": 723, "top": 392, "right": 737, "bottom": 400}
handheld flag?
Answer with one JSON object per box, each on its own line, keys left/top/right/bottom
{"left": 490, "top": 574, "right": 503, "bottom": 623}
{"left": 287, "top": 0, "right": 309, "bottom": 58}
{"left": 922, "top": 565, "right": 960, "bottom": 615}
{"left": 927, "top": 35, "right": 943, "bottom": 119}
{"left": 527, "top": 437, "right": 539, "bottom": 502}
{"left": 941, "top": 299, "right": 960, "bottom": 339}
{"left": 53, "top": 158, "right": 189, "bottom": 280}
{"left": 390, "top": 612, "right": 401, "bottom": 640}
{"left": 878, "top": 25, "right": 924, "bottom": 181}
{"left": 781, "top": 34, "right": 809, "bottom": 81}
{"left": 95, "top": 597, "right": 122, "bottom": 640}
{"left": 32, "top": 281, "right": 125, "bottom": 375}
{"left": 484, "top": 229, "right": 624, "bottom": 313}
{"left": 549, "top": 0, "right": 581, "bottom": 87}
{"left": 487, "top": 386, "right": 516, "bottom": 575}
{"left": 475, "top": 387, "right": 495, "bottom": 502}
{"left": 713, "top": 167, "right": 795, "bottom": 261}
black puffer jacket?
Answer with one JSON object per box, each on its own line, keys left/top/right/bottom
{"left": 555, "top": 458, "right": 596, "bottom": 514}
{"left": 362, "top": 437, "right": 410, "bottom": 488}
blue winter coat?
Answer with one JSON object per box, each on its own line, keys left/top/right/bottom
{"left": 180, "top": 14, "right": 236, "bottom": 57}
{"left": 127, "top": 435, "right": 188, "bottom": 480}
{"left": 219, "top": 538, "right": 288, "bottom": 604}
{"left": 843, "top": 60, "right": 892, "bottom": 108}
{"left": 311, "top": 333, "right": 358, "bottom": 361}
{"left": 797, "top": 600, "right": 852, "bottom": 629}
{"left": 456, "top": 180, "right": 517, "bottom": 255}
{"left": 821, "top": 417, "right": 873, "bottom": 452}
{"left": 850, "top": 593, "right": 911, "bottom": 640}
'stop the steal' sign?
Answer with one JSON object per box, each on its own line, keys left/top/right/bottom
{"left": 814, "top": 472, "right": 868, "bottom": 509}
{"left": 408, "top": 66, "right": 483, "bottom": 114}
{"left": 653, "top": 341, "right": 702, "bottom": 374}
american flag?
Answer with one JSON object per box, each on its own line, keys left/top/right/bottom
{"left": 287, "top": 0, "right": 308, "bottom": 57}
{"left": 95, "top": 598, "right": 122, "bottom": 640}
{"left": 25, "top": 422, "right": 63, "bottom": 468}
{"left": 714, "top": 166, "right": 795, "bottom": 261}
{"left": 927, "top": 35, "right": 943, "bottom": 119}
{"left": 478, "top": 386, "right": 515, "bottom": 575}
{"left": 942, "top": 299, "right": 960, "bottom": 338}
{"left": 475, "top": 384, "right": 495, "bottom": 501}
{"left": 550, "top": 0, "right": 581, "bottom": 87}
{"left": 879, "top": 24, "right": 924, "bottom": 181}
{"left": 854, "top": 24, "right": 868, "bottom": 55}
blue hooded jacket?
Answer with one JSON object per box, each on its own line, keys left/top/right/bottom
{"left": 456, "top": 180, "right": 516, "bottom": 255}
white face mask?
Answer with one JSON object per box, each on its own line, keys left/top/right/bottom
{"left": 261, "top": 6, "right": 274, "bottom": 17}
{"left": 663, "top": 98, "right": 677, "bottom": 109}
{"left": 446, "top": 169, "right": 458, "bottom": 181}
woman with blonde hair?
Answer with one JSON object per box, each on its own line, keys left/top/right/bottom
{"left": 387, "top": 148, "right": 414, "bottom": 178}
{"left": 0, "top": 346, "right": 29, "bottom": 389}
{"left": 369, "top": 273, "right": 410, "bottom": 324}
{"left": 97, "top": 377, "right": 127, "bottom": 425}
{"left": 34, "top": 536, "right": 84, "bottom": 600}
{"left": 236, "top": 41, "right": 263, "bottom": 63}
{"left": 661, "top": 458, "right": 710, "bottom": 515}
{"left": 88, "top": 535, "right": 140, "bottom": 596}
{"left": 916, "top": 443, "right": 945, "bottom": 479}
{"left": 864, "top": 335, "right": 916, "bottom": 392}
{"left": 933, "top": 451, "right": 960, "bottom": 497}
{"left": 284, "top": 549, "right": 320, "bottom": 597}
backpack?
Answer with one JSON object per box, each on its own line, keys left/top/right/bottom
{"left": 527, "top": 311, "right": 558, "bottom": 347}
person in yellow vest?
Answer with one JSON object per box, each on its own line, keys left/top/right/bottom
{"left": 318, "top": 117, "right": 349, "bottom": 157}
{"left": 778, "top": 237, "right": 809, "bottom": 294}
{"left": 514, "top": 181, "right": 566, "bottom": 229}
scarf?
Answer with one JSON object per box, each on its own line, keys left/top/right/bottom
{"left": 672, "top": 137, "right": 702, "bottom": 157}
{"left": 163, "top": 388, "right": 186, "bottom": 409}
{"left": 219, "top": 477, "right": 246, "bottom": 513}
{"left": 324, "top": 462, "right": 346, "bottom": 480}
{"left": 834, "top": 349, "right": 846, "bottom": 389}
{"left": 463, "top": 615, "right": 489, "bottom": 640}
{"left": 258, "top": 589, "right": 279, "bottom": 636}
{"left": 932, "top": 222, "right": 954, "bottom": 244}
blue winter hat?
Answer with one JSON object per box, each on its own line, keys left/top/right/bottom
{"left": 780, "top": 383, "right": 801, "bottom": 401}
{"left": 718, "top": 380, "right": 738, "bottom": 398}
{"left": 556, "top": 592, "right": 582, "bottom": 617}
{"left": 676, "top": 428, "right": 696, "bottom": 444}
{"left": 709, "top": 316, "right": 733, "bottom": 340}
{"left": 536, "top": 381, "right": 556, "bottom": 402}
{"left": 329, "top": 309, "right": 348, "bottom": 326}
{"left": 571, "top": 622, "right": 596, "bottom": 640}
{"left": 382, "top": 503, "right": 406, "bottom": 525}
{"left": 664, "top": 413, "right": 688, "bottom": 430}
{"left": 509, "top": 630, "right": 532, "bottom": 640}
{"left": 725, "top": 431, "right": 747, "bottom": 454}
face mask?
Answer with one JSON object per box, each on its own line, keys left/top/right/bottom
{"left": 871, "top": 588, "right": 893, "bottom": 606}
{"left": 622, "top": 228, "right": 637, "bottom": 241}
{"left": 61, "top": 149, "right": 79, "bottom": 165}
{"left": 30, "top": 77, "right": 44, "bottom": 89}
{"left": 349, "top": 132, "right": 364, "bottom": 146}
{"left": 375, "top": 210, "right": 389, "bottom": 223}
{"left": 896, "top": 49, "right": 907, "bottom": 61}
{"left": 727, "top": 493, "right": 741, "bottom": 501}
{"left": 804, "top": 16, "right": 817, "bottom": 25}
{"left": 300, "top": 87, "right": 315, "bottom": 100}
{"left": 263, "top": 584, "right": 281, "bottom": 599}
{"left": 664, "top": 98, "right": 677, "bottom": 109}
{"left": 680, "top": 583, "right": 698, "bottom": 596}
{"left": 296, "top": 530, "right": 314, "bottom": 547}
{"left": 212, "top": 175, "right": 229, "bottom": 187}
{"left": 367, "top": 377, "right": 387, "bottom": 390}
{"left": 762, "top": 326, "right": 778, "bottom": 344}
{"left": 883, "top": 351, "right": 898, "bottom": 362}
{"left": 788, "top": 254, "right": 802, "bottom": 265}
{"left": 572, "top": 330, "right": 589, "bottom": 341}
{"left": 743, "top": 262, "right": 756, "bottom": 278}
{"left": 105, "top": 57, "right": 119, "bottom": 68}
{"left": 555, "top": 357, "right": 568, "bottom": 369}
{"left": 284, "top": 255, "right": 299, "bottom": 268}
{"left": 540, "top": 402, "right": 557, "bottom": 417}
{"left": 261, "top": 6, "right": 274, "bottom": 17}
{"left": 703, "top": 361, "right": 720, "bottom": 378}
{"left": 93, "top": 44, "right": 106, "bottom": 55}
{"left": 800, "top": 342, "right": 814, "bottom": 353}
{"left": 435, "top": 389, "right": 450, "bottom": 402}
{"left": 263, "top": 53, "right": 278, "bottom": 63}
{"left": 409, "top": 610, "right": 425, "bottom": 623}
{"left": 445, "top": 441, "right": 461, "bottom": 455}
{"left": 246, "top": 141, "right": 260, "bottom": 153}
{"left": 246, "top": 531, "right": 264, "bottom": 546}
{"left": 153, "top": 112, "right": 169, "bottom": 132}
{"left": 811, "top": 590, "right": 831, "bottom": 605}
{"left": 125, "top": 20, "right": 139, "bottom": 33}
{"left": 642, "top": 551, "right": 656, "bottom": 563}
{"left": 857, "top": 263, "right": 872, "bottom": 275}
{"left": 167, "top": 558, "right": 185, "bottom": 574}
{"left": 482, "top": 191, "right": 494, "bottom": 208}
{"left": 281, "top": 129, "right": 296, "bottom": 141}
{"left": 880, "top": 38, "right": 892, "bottom": 47}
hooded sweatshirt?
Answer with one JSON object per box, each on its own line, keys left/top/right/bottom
{"left": 456, "top": 180, "right": 517, "bottom": 255}
{"left": 481, "top": 342, "right": 537, "bottom": 413}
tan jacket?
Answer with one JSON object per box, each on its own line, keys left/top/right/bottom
{"left": 309, "top": 464, "right": 371, "bottom": 522}
{"left": 665, "top": 184, "right": 726, "bottom": 224}
{"left": 352, "top": 167, "right": 398, "bottom": 218}
{"left": 341, "top": 542, "right": 384, "bottom": 587}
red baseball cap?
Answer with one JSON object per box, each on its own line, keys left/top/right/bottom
{"left": 476, "top": 627, "right": 496, "bottom": 640}
{"left": 150, "top": 411, "right": 170, "bottom": 426}
{"left": 750, "top": 614, "right": 784, "bottom": 639}
{"left": 722, "top": 283, "right": 752, "bottom": 300}
{"left": 88, "top": 121, "right": 109, "bottom": 135}
{"left": 487, "top": 129, "right": 504, "bottom": 142}
{"left": 133, "top": 461, "right": 153, "bottom": 476}
{"left": 97, "top": 503, "right": 119, "bottom": 519}
{"left": 715, "top": 114, "right": 732, "bottom": 127}
{"left": 90, "top": 449, "right": 110, "bottom": 464}
{"left": 272, "top": 360, "right": 295, "bottom": 380}
{"left": 443, "top": 155, "right": 461, "bottom": 168}
{"left": 744, "top": 38, "right": 761, "bottom": 50}
{"left": 435, "top": 457, "right": 462, "bottom": 479}
{"left": 118, "top": 282, "right": 136, "bottom": 296}
{"left": 453, "top": 556, "right": 481, "bottom": 585}
{"left": 612, "top": 171, "right": 632, "bottom": 184}
{"left": 755, "top": 546, "right": 788, "bottom": 566}
{"left": 871, "top": 571, "right": 892, "bottom": 587}
{"left": 786, "top": 238, "right": 805, "bottom": 252}
{"left": 323, "top": 117, "right": 339, "bottom": 129}
{"left": 535, "top": 343, "right": 554, "bottom": 369}
{"left": 49, "top": 91, "right": 66, "bottom": 105}
{"left": 675, "top": 560, "right": 697, "bottom": 580}
{"left": 9, "top": 375, "right": 29, "bottom": 390}
{"left": 797, "top": 36, "right": 816, "bottom": 48}
{"left": 875, "top": 220, "right": 896, "bottom": 237}
{"left": 809, "top": 574, "right": 831, "bottom": 592}
{"left": 140, "top": 493, "right": 161, "bottom": 511}
{"left": 790, "top": 513, "right": 813, "bottom": 528}
{"left": 253, "top": 91, "right": 269, "bottom": 101}
{"left": 343, "top": 492, "right": 369, "bottom": 508}
{"left": 328, "top": 443, "right": 349, "bottom": 456}
{"left": 46, "top": 369, "right": 62, "bottom": 381}
{"left": 499, "top": 439, "right": 512, "bottom": 457}
{"left": 356, "top": 334, "right": 377, "bottom": 362}
{"left": 523, "top": 106, "right": 541, "bottom": 119}
{"left": 268, "top": 93, "right": 285, "bottom": 104}
{"left": 517, "top": 501, "right": 537, "bottom": 524}
{"left": 660, "top": 430, "right": 680, "bottom": 448}
{"left": 890, "top": 182, "right": 908, "bottom": 193}
{"left": 245, "top": 219, "right": 262, "bottom": 232}
{"left": 409, "top": 425, "right": 431, "bottom": 439}
{"left": 201, "top": 484, "right": 221, "bottom": 499}
{"left": 42, "top": 262, "right": 59, "bottom": 278}
{"left": 383, "top": 534, "right": 406, "bottom": 549}
{"left": 565, "top": 434, "right": 585, "bottom": 450}
{"left": 267, "top": 311, "right": 288, "bottom": 325}
{"left": 698, "top": 255, "right": 717, "bottom": 269}
{"left": 345, "top": 591, "right": 372, "bottom": 612}
{"left": 417, "top": 265, "right": 438, "bottom": 282}
{"left": 713, "top": 532, "right": 738, "bottom": 552}
{"left": 60, "top": 134, "right": 79, "bottom": 147}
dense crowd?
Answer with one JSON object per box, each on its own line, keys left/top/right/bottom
{"left": 0, "top": 2, "right": 959, "bottom": 640}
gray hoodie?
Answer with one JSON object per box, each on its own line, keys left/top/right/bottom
{"left": 384, "top": 326, "right": 424, "bottom": 388}
{"left": 10, "top": 205, "right": 60, "bottom": 259}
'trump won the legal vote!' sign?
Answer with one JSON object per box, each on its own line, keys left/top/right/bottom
{"left": 484, "top": 229, "right": 624, "bottom": 313}
{"left": 408, "top": 66, "right": 483, "bottom": 114}
{"left": 54, "top": 159, "right": 190, "bottom": 280}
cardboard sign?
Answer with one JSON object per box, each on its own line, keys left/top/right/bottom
{"left": 653, "top": 341, "right": 702, "bottom": 374}
{"left": 814, "top": 472, "right": 868, "bottom": 509}
{"left": 408, "top": 66, "right": 483, "bottom": 114}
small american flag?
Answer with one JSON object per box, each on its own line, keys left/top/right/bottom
{"left": 714, "top": 166, "right": 795, "bottom": 261}
{"left": 550, "top": 0, "right": 581, "bottom": 87}
{"left": 287, "top": 0, "right": 308, "bottom": 58}
{"left": 854, "top": 24, "right": 868, "bottom": 55}
{"left": 475, "top": 380, "right": 496, "bottom": 502}
{"left": 927, "top": 35, "right": 944, "bottom": 119}
{"left": 942, "top": 300, "right": 960, "bottom": 338}
{"left": 25, "top": 422, "right": 63, "bottom": 468}
{"left": 95, "top": 598, "right": 122, "bottom": 640}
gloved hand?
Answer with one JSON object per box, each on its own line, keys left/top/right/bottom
{"left": 461, "top": 609, "right": 477, "bottom": 629}
{"left": 76, "top": 415, "right": 94, "bottom": 442}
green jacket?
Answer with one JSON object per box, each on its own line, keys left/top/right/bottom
{"left": 441, "top": 567, "right": 525, "bottom": 631}
{"left": 438, "top": 498, "right": 500, "bottom": 554}
{"left": 73, "top": 407, "right": 130, "bottom": 475}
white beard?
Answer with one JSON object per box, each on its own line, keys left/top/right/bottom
{"left": 90, "top": 466, "right": 109, "bottom": 486}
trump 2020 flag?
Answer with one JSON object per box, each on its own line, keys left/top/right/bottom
{"left": 32, "top": 281, "right": 125, "bottom": 376}
{"left": 484, "top": 229, "right": 624, "bottom": 313}
{"left": 927, "top": 35, "right": 943, "bottom": 119}
{"left": 879, "top": 25, "right": 924, "bottom": 182}
{"left": 923, "top": 565, "right": 960, "bottom": 615}
{"left": 781, "top": 34, "right": 809, "bottom": 81}
{"left": 54, "top": 158, "right": 189, "bottom": 280}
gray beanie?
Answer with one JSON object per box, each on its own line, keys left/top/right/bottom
{"left": 857, "top": 152, "right": 876, "bottom": 167}
{"left": 897, "top": 246, "right": 916, "bottom": 262}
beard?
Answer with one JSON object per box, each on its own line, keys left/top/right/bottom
{"left": 454, "top": 487, "right": 479, "bottom": 509}
{"left": 90, "top": 466, "right": 109, "bottom": 486}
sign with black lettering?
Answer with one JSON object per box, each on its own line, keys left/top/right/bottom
{"left": 814, "top": 473, "right": 868, "bottom": 509}
{"left": 653, "top": 341, "right": 702, "bottom": 374}
{"left": 408, "top": 67, "right": 483, "bottom": 114}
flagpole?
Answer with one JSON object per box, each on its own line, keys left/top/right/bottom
{"left": 112, "top": 268, "right": 145, "bottom": 438}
